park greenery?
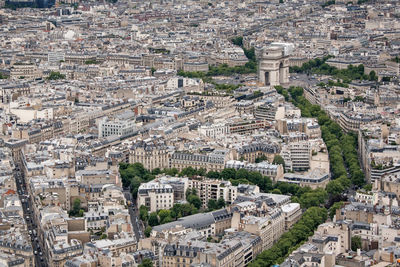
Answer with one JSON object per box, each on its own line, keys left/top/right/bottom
{"left": 254, "top": 154, "right": 268, "bottom": 163}
{"left": 138, "top": 258, "right": 153, "bottom": 267}
{"left": 249, "top": 207, "right": 327, "bottom": 266}
{"left": 391, "top": 56, "right": 400, "bottom": 63}
{"left": 351, "top": 235, "right": 362, "bottom": 251}
{"left": 69, "top": 198, "right": 84, "bottom": 217}
{"left": 84, "top": 59, "right": 100, "bottom": 65}
{"left": 0, "top": 73, "right": 8, "bottom": 79}
{"left": 272, "top": 155, "right": 286, "bottom": 170}
{"left": 148, "top": 47, "right": 170, "bottom": 54}
{"left": 290, "top": 56, "right": 377, "bottom": 82}
{"left": 47, "top": 71, "right": 66, "bottom": 80}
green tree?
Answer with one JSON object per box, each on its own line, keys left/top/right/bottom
{"left": 272, "top": 155, "right": 285, "bottom": 170}
{"left": 163, "top": 168, "right": 179, "bottom": 176}
{"left": 363, "top": 184, "right": 372, "bottom": 191}
{"left": 329, "top": 201, "right": 343, "bottom": 219}
{"left": 208, "top": 199, "right": 218, "bottom": 211}
{"left": 151, "top": 168, "right": 161, "bottom": 175}
{"left": 100, "top": 233, "right": 107, "bottom": 239}
{"left": 144, "top": 226, "right": 152, "bottom": 237}
{"left": 69, "top": 198, "right": 84, "bottom": 217}
{"left": 326, "top": 180, "right": 344, "bottom": 196}
{"left": 217, "top": 197, "right": 226, "bottom": 209}
{"left": 180, "top": 167, "right": 198, "bottom": 177}
{"left": 148, "top": 212, "right": 159, "bottom": 227}
{"left": 158, "top": 209, "right": 171, "bottom": 224}
{"left": 187, "top": 194, "right": 202, "bottom": 209}
{"left": 272, "top": 188, "right": 282, "bottom": 194}
{"left": 72, "top": 198, "right": 81, "bottom": 213}
{"left": 85, "top": 59, "right": 99, "bottom": 64}
{"left": 255, "top": 154, "right": 268, "bottom": 163}
{"left": 139, "top": 205, "right": 149, "bottom": 222}
{"left": 368, "top": 71, "right": 377, "bottom": 81}
{"left": 47, "top": 71, "right": 66, "bottom": 80}
{"left": 231, "top": 36, "right": 243, "bottom": 47}
{"left": 351, "top": 236, "right": 362, "bottom": 251}
{"left": 236, "top": 168, "right": 249, "bottom": 180}
{"left": 221, "top": 168, "right": 236, "bottom": 180}
{"left": 138, "top": 258, "right": 153, "bottom": 267}
{"left": 206, "top": 171, "right": 220, "bottom": 179}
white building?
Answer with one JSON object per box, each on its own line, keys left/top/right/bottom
{"left": 281, "top": 141, "right": 311, "bottom": 171}
{"left": 198, "top": 123, "right": 230, "bottom": 139}
{"left": 137, "top": 181, "right": 174, "bottom": 212}
{"left": 48, "top": 51, "right": 65, "bottom": 64}
{"left": 98, "top": 117, "right": 137, "bottom": 138}
{"left": 225, "top": 160, "right": 284, "bottom": 181}
{"left": 188, "top": 179, "right": 237, "bottom": 207}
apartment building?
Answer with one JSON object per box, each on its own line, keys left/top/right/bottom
{"left": 170, "top": 149, "right": 229, "bottom": 172}
{"left": 235, "top": 209, "right": 285, "bottom": 251}
{"left": 339, "top": 111, "right": 381, "bottom": 133}
{"left": 75, "top": 169, "right": 120, "bottom": 187}
{"left": 0, "top": 82, "right": 30, "bottom": 104}
{"left": 198, "top": 123, "right": 230, "bottom": 139}
{"left": 137, "top": 181, "right": 174, "bottom": 212}
{"left": 235, "top": 142, "right": 280, "bottom": 163}
{"left": 98, "top": 117, "right": 137, "bottom": 138}
{"left": 381, "top": 171, "right": 400, "bottom": 199}
{"left": 0, "top": 229, "right": 34, "bottom": 267}
{"left": 282, "top": 203, "right": 302, "bottom": 230}
{"left": 281, "top": 168, "right": 330, "bottom": 189}
{"left": 225, "top": 160, "right": 284, "bottom": 182}
{"left": 228, "top": 120, "right": 269, "bottom": 135}
{"left": 188, "top": 178, "right": 237, "bottom": 207}
{"left": 254, "top": 103, "right": 284, "bottom": 122}
{"left": 129, "top": 141, "right": 170, "bottom": 171}
{"left": 161, "top": 232, "right": 261, "bottom": 267}
{"left": 281, "top": 141, "right": 311, "bottom": 171}
{"left": 10, "top": 63, "right": 41, "bottom": 80}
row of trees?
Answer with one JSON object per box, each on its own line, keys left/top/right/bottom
{"left": 47, "top": 71, "right": 66, "bottom": 80}
{"left": 290, "top": 56, "right": 377, "bottom": 82}
{"left": 249, "top": 207, "right": 327, "bottom": 266}
{"left": 208, "top": 62, "right": 257, "bottom": 76}
{"left": 84, "top": 59, "right": 100, "bottom": 65}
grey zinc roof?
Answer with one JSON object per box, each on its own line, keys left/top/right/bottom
{"left": 153, "top": 212, "right": 215, "bottom": 232}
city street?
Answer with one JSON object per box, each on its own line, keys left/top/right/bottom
{"left": 123, "top": 190, "right": 144, "bottom": 240}
{"left": 14, "top": 165, "right": 47, "bottom": 267}
{"left": 288, "top": 73, "right": 320, "bottom": 88}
